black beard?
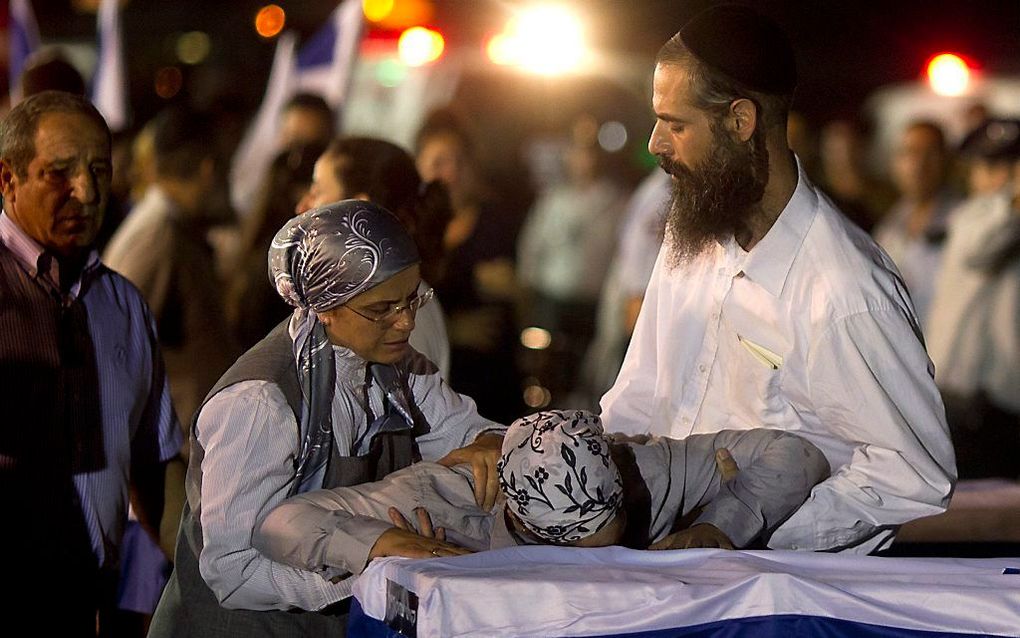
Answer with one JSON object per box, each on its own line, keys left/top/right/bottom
{"left": 661, "top": 122, "right": 769, "bottom": 267}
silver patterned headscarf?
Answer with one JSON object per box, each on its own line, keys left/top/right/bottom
{"left": 268, "top": 200, "right": 419, "bottom": 494}
{"left": 497, "top": 410, "right": 623, "bottom": 544}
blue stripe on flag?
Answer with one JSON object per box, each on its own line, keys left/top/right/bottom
{"left": 296, "top": 17, "right": 336, "bottom": 69}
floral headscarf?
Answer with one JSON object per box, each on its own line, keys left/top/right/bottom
{"left": 497, "top": 410, "right": 623, "bottom": 544}
{"left": 268, "top": 200, "right": 419, "bottom": 494}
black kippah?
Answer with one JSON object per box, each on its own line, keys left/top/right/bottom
{"left": 679, "top": 4, "right": 797, "bottom": 95}
{"left": 959, "top": 119, "right": 1020, "bottom": 161}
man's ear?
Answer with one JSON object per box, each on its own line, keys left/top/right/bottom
{"left": 729, "top": 98, "right": 759, "bottom": 143}
{"left": 0, "top": 160, "right": 18, "bottom": 202}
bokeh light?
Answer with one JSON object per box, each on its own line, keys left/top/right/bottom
{"left": 176, "top": 31, "right": 211, "bottom": 65}
{"left": 398, "top": 26, "right": 445, "bottom": 67}
{"left": 255, "top": 4, "right": 286, "bottom": 39}
{"left": 154, "top": 66, "right": 183, "bottom": 99}
{"left": 486, "top": 5, "right": 587, "bottom": 75}
{"left": 598, "top": 121, "right": 628, "bottom": 153}
{"left": 520, "top": 327, "right": 552, "bottom": 350}
{"left": 523, "top": 384, "right": 552, "bottom": 409}
{"left": 362, "top": 0, "right": 395, "bottom": 23}
{"left": 926, "top": 53, "right": 970, "bottom": 96}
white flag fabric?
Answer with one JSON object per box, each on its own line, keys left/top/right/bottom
{"left": 8, "top": 0, "right": 41, "bottom": 102}
{"left": 353, "top": 546, "right": 1020, "bottom": 637}
{"left": 229, "top": 0, "right": 364, "bottom": 216}
{"left": 91, "top": 0, "right": 128, "bottom": 132}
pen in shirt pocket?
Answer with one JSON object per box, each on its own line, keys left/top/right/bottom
{"left": 737, "top": 335, "right": 783, "bottom": 370}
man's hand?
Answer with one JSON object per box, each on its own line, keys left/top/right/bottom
{"left": 437, "top": 433, "right": 504, "bottom": 511}
{"left": 648, "top": 523, "right": 735, "bottom": 550}
{"left": 367, "top": 507, "right": 473, "bottom": 560}
{"left": 716, "top": 448, "right": 739, "bottom": 481}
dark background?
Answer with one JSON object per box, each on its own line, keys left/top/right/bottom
{"left": 22, "top": 0, "right": 1020, "bottom": 130}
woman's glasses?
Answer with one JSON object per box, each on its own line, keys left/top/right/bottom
{"left": 345, "top": 286, "right": 434, "bottom": 323}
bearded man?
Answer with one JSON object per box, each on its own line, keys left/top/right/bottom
{"left": 599, "top": 5, "right": 956, "bottom": 554}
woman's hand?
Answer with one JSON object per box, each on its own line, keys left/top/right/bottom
{"left": 437, "top": 433, "right": 504, "bottom": 511}
{"left": 367, "top": 507, "right": 473, "bottom": 560}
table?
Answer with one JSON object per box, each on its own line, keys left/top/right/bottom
{"left": 350, "top": 546, "right": 1020, "bottom": 637}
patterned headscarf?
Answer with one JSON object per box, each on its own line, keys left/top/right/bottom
{"left": 268, "top": 200, "right": 419, "bottom": 494}
{"left": 497, "top": 410, "right": 623, "bottom": 544}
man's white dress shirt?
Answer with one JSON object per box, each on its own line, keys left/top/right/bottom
{"left": 601, "top": 160, "right": 956, "bottom": 553}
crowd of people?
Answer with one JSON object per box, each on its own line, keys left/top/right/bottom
{"left": 1, "top": 3, "right": 1018, "bottom": 636}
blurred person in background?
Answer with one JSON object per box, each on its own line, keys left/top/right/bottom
{"left": 0, "top": 90, "right": 181, "bottom": 635}
{"left": 873, "top": 120, "right": 961, "bottom": 328}
{"left": 226, "top": 142, "right": 324, "bottom": 352}
{"left": 15, "top": 48, "right": 86, "bottom": 100}
{"left": 278, "top": 92, "right": 336, "bottom": 149}
{"left": 817, "top": 118, "right": 897, "bottom": 232}
{"left": 926, "top": 118, "right": 1020, "bottom": 480}
{"left": 296, "top": 136, "right": 453, "bottom": 378}
{"left": 103, "top": 105, "right": 240, "bottom": 427}
{"left": 517, "top": 113, "right": 627, "bottom": 405}
{"left": 601, "top": 5, "right": 954, "bottom": 554}
{"left": 571, "top": 168, "right": 670, "bottom": 411}
{"left": 415, "top": 107, "right": 526, "bottom": 423}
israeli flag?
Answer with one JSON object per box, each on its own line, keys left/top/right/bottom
{"left": 229, "top": 0, "right": 364, "bottom": 217}
{"left": 91, "top": 0, "right": 128, "bottom": 132}
{"left": 8, "top": 0, "right": 41, "bottom": 102}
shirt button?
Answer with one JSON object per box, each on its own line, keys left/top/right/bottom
{"left": 699, "top": 364, "right": 707, "bottom": 373}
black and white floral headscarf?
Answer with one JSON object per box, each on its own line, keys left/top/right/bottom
{"left": 497, "top": 410, "right": 623, "bottom": 544}
{"left": 269, "top": 200, "right": 419, "bottom": 494}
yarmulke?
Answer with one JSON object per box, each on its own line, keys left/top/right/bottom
{"left": 679, "top": 4, "right": 797, "bottom": 95}
{"left": 959, "top": 119, "right": 1020, "bottom": 161}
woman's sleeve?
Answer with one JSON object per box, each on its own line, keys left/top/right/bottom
{"left": 194, "top": 381, "right": 351, "bottom": 611}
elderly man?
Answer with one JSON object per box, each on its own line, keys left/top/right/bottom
{"left": 0, "top": 91, "right": 181, "bottom": 632}
{"left": 253, "top": 410, "right": 829, "bottom": 577}
{"left": 599, "top": 5, "right": 955, "bottom": 553}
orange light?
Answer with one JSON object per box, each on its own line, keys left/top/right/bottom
{"left": 255, "top": 4, "right": 286, "bottom": 39}
{"left": 926, "top": 53, "right": 970, "bottom": 96}
{"left": 398, "top": 26, "right": 444, "bottom": 66}
{"left": 362, "top": 0, "right": 395, "bottom": 23}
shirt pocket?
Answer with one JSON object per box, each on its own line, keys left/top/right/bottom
{"left": 720, "top": 333, "right": 785, "bottom": 423}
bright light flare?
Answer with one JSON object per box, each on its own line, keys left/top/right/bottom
{"left": 926, "top": 53, "right": 970, "bottom": 96}
{"left": 487, "top": 5, "right": 587, "bottom": 75}
{"left": 398, "top": 26, "right": 445, "bottom": 66}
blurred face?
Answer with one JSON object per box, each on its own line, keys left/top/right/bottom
{"left": 316, "top": 265, "right": 420, "bottom": 364}
{"left": 296, "top": 152, "right": 346, "bottom": 214}
{"left": 968, "top": 158, "right": 1012, "bottom": 196}
{"left": 0, "top": 112, "right": 111, "bottom": 258}
{"left": 279, "top": 106, "right": 332, "bottom": 148}
{"left": 416, "top": 133, "right": 469, "bottom": 200}
{"left": 892, "top": 126, "right": 946, "bottom": 200}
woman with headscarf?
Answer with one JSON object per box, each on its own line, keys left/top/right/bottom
{"left": 149, "top": 201, "right": 504, "bottom": 637}
{"left": 296, "top": 136, "right": 453, "bottom": 379}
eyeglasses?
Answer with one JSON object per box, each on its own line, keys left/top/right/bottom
{"left": 345, "top": 286, "right": 434, "bottom": 323}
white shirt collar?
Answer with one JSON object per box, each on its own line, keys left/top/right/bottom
{"left": 740, "top": 156, "right": 816, "bottom": 298}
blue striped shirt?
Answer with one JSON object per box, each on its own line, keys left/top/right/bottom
{"left": 0, "top": 212, "right": 182, "bottom": 568}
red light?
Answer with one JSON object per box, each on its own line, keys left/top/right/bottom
{"left": 926, "top": 53, "right": 971, "bottom": 96}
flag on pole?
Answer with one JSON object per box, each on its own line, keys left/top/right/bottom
{"left": 229, "top": 0, "right": 364, "bottom": 216}
{"left": 92, "top": 0, "right": 129, "bottom": 132}
{"left": 8, "top": 0, "right": 41, "bottom": 102}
